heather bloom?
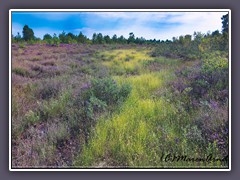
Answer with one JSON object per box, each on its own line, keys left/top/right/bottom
{"left": 210, "top": 100, "right": 218, "bottom": 109}
{"left": 81, "top": 82, "right": 91, "bottom": 90}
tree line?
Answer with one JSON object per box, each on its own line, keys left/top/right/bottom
{"left": 12, "top": 25, "right": 161, "bottom": 45}
{"left": 12, "top": 14, "right": 228, "bottom": 48}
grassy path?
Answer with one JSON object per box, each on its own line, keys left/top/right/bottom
{"left": 74, "top": 48, "right": 209, "bottom": 168}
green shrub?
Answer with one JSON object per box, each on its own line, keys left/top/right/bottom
{"left": 201, "top": 54, "right": 228, "bottom": 75}
{"left": 118, "top": 83, "right": 132, "bottom": 101}
{"left": 23, "top": 110, "right": 40, "bottom": 127}
{"left": 86, "top": 96, "right": 107, "bottom": 120}
{"left": 47, "top": 122, "right": 69, "bottom": 143}
{"left": 40, "top": 90, "right": 71, "bottom": 120}
{"left": 53, "top": 37, "right": 60, "bottom": 46}
{"left": 31, "top": 56, "right": 41, "bottom": 61}
{"left": 46, "top": 36, "right": 60, "bottom": 46}
{"left": 28, "top": 39, "right": 36, "bottom": 45}
{"left": 74, "top": 77, "right": 132, "bottom": 124}
{"left": 12, "top": 67, "right": 30, "bottom": 77}
{"left": 19, "top": 42, "right": 26, "bottom": 49}
{"left": 90, "top": 77, "right": 132, "bottom": 105}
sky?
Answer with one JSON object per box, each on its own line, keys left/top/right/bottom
{"left": 11, "top": 11, "right": 228, "bottom": 40}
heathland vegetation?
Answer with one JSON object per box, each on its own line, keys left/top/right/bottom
{"left": 12, "top": 14, "right": 229, "bottom": 168}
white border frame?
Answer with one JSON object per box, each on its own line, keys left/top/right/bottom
{"left": 9, "top": 9, "right": 231, "bottom": 171}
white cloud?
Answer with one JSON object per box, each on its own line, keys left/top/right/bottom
{"left": 89, "top": 12, "right": 176, "bottom": 21}
{"left": 77, "top": 12, "right": 226, "bottom": 40}
{"left": 84, "top": 12, "right": 228, "bottom": 40}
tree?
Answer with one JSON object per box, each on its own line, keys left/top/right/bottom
{"left": 193, "top": 32, "right": 204, "bottom": 43}
{"left": 112, "top": 34, "right": 118, "bottom": 43}
{"left": 43, "top": 34, "right": 52, "bottom": 41}
{"left": 67, "top": 32, "right": 76, "bottom": 40}
{"left": 172, "top": 37, "right": 177, "bottom": 43}
{"left": 52, "top": 33, "right": 60, "bottom": 46}
{"left": 92, "top": 33, "right": 97, "bottom": 44}
{"left": 59, "top": 31, "right": 67, "bottom": 43}
{"left": 104, "top": 35, "right": 111, "bottom": 44}
{"left": 135, "top": 37, "right": 145, "bottom": 45}
{"left": 22, "top": 25, "right": 34, "bottom": 41}
{"left": 128, "top": 32, "right": 135, "bottom": 44}
{"left": 92, "top": 33, "right": 104, "bottom": 44}
{"left": 179, "top": 36, "right": 184, "bottom": 45}
{"left": 96, "top": 33, "right": 104, "bottom": 44}
{"left": 184, "top": 35, "right": 192, "bottom": 41}
{"left": 211, "top": 30, "right": 220, "bottom": 37}
{"left": 77, "top": 32, "right": 87, "bottom": 44}
{"left": 221, "top": 14, "right": 229, "bottom": 51}
{"left": 221, "top": 14, "right": 229, "bottom": 34}
{"left": 117, "top": 35, "right": 126, "bottom": 44}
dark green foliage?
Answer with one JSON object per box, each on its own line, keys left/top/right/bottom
{"left": 45, "top": 33, "right": 60, "bottom": 46}
{"left": 52, "top": 33, "right": 60, "bottom": 46}
{"left": 43, "top": 34, "right": 52, "bottom": 41}
{"left": 89, "top": 78, "right": 132, "bottom": 105}
{"left": 77, "top": 32, "right": 88, "bottom": 43}
{"left": 112, "top": 34, "right": 118, "bottom": 43}
{"left": 104, "top": 35, "right": 111, "bottom": 44}
{"left": 74, "top": 77, "right": 131, "bottom": 120}
{"left": 58, "top": 31, "right": 77, "bottom": 44}
{"left": 85, "top": 96, "right": 107, "bottom": 120}
{"left": 12, "top": 67, "right": 30, "bottom": 77}
{"left": 71, "top": 77, "right": 132, "bottom": 144}
{"left": 59, "top": 31, "right": 67, "bottom": 43}
{"left": 92, "top": 33, "right": 104, "bottom": 44}
{"left": 117, "top": 35, "right": 127, "bottom": 44}
{"left": 128, "top": 32, "right": 135, "bottom": 44}
{"left": 151, "top": 29, "right": 228, "bottom": 60}
{"left": 67, "top": 32, "right": 75, "bottom": 40}
{"left": 212, "top": 30, "right": 220, "bottom": 37}
{"left": 118, "top": 83, "right": 132, "bottom": 100}
{"left": 221, "top": 14, "right": 229, "bottom": 33}
{"left": 22, "top": 25, "right": 34, "bottom": 41}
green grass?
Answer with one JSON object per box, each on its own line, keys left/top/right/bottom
{"left": 74, "top": 49, "right": 213, "bottom": 168}
{"left": 100, "top": 49, "right": 154, "bottom": 75}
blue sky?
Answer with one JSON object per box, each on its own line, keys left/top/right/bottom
{"left": 11, "top": 11, "right": 228, "bottom": 40}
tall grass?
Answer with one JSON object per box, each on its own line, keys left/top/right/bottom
{"left": 74, "top": 49, "right": 216, "bottom": 168}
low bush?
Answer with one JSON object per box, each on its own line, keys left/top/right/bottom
{"left": 36, "top": 79, "right": 61, "bottom": 100}
{"left": 19, "top": 42, "right": 26, "bottom": 49}
{"left": 89, "top": 77, "right": 132, "bottom": 105}
{"left": 85, "top": 96, "right": 107, "bottom": 120}
{"left": 23, "top": 110, "right": 40, "bottom": 127}
{"left": 71, "top": 77, "right": 132, "bottom": 144}
{"left": 12, "top": 67, "right": 30, "bottom": 77}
